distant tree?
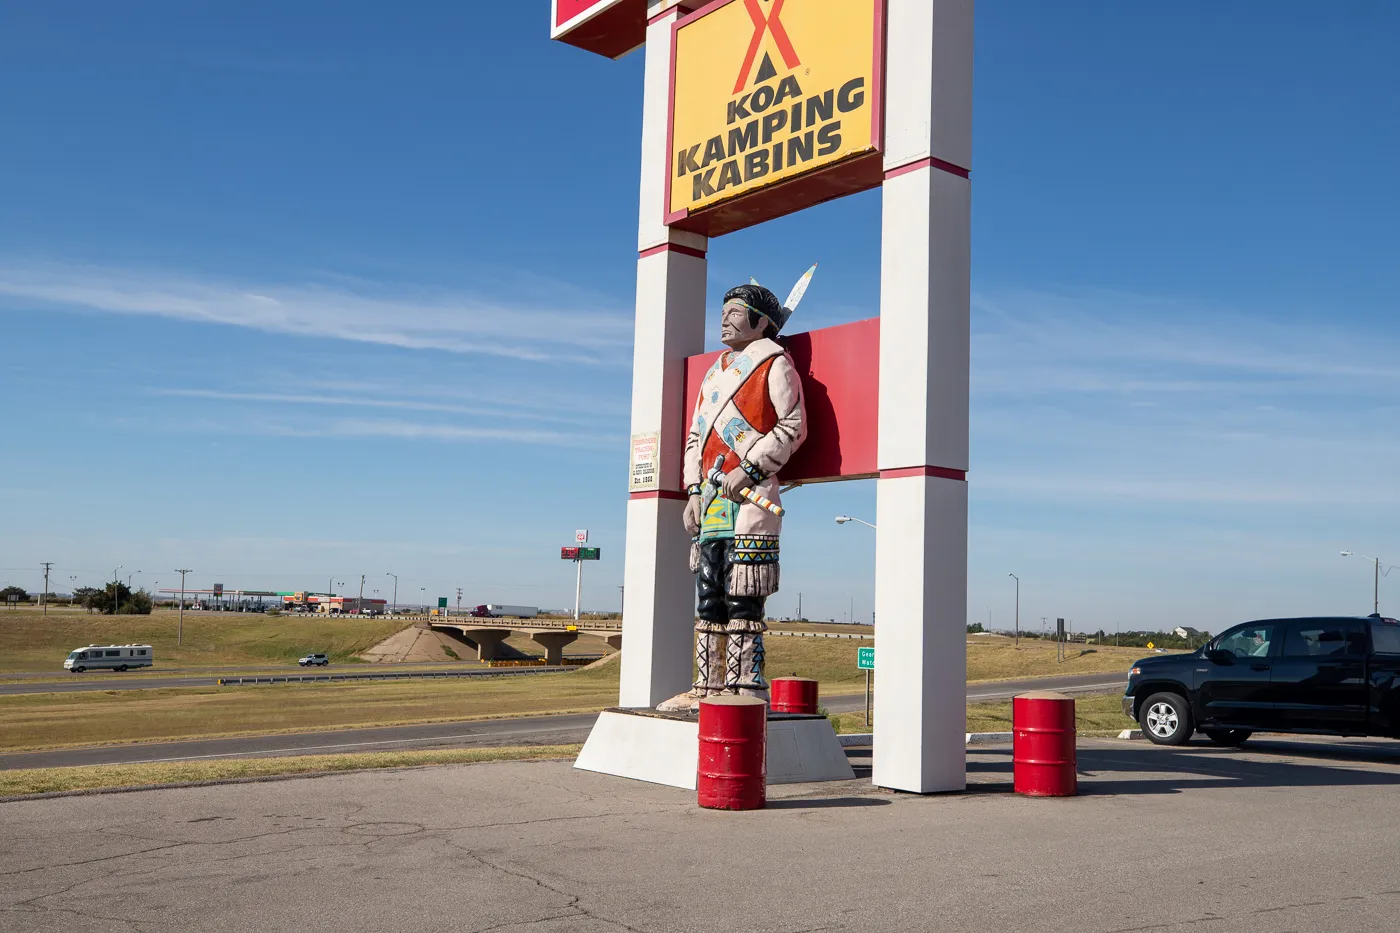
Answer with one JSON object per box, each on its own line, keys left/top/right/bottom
{"left": 0, "top": 586, "right": 29, "bottom": 604}
{"left": 72, "top": 587, "right": 102, "bottom": 612}
{"left": 87, "top": 583, "right": 135, "bottom": 615}
{"left": 966, "top": 622, "right": 984, "bottom": 634}
{"left": 117, "top": 589, "right": 154, "bottom": 615}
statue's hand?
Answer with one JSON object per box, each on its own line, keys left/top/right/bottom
{"left": 683, "top": 495, "right": 702, "bottom": 537}
{"left": 721, "top": 467, "right": 756, "bottom": 503}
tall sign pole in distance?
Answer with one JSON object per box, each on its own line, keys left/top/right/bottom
{"left": 563, "top": 539, "right": 601, "bottom": 621}
{"left": 175, "top": 568, "right": 191, "bottom": 646}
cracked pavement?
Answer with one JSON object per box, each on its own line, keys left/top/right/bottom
{"left": 4, "top": 736, "right": 1400, "bottom": 932}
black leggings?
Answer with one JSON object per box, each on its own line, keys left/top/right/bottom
{"left": 695, "top": 539, "right": 764, "bottom": 624}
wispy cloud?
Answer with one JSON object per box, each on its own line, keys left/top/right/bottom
{"left": 154, "top": 388, "right": 615, "bottom": 428}
{"left": 0, "top": 259, "right": 633, "bottom": 364}
{"left": 968, "top": 287, "right": 1400, "bottom": 508}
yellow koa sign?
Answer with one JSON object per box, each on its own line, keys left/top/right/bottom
{"left": 668, "top": 0, "right": 881, "bottom": 221}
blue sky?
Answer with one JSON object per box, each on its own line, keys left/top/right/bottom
{"left": 2, "top": 2, "right": 1398, "bottom": 630}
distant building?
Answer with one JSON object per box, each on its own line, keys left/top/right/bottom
{"left": 1174, "top": 626, "right": 1202, "bottom": 639}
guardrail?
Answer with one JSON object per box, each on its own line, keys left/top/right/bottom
{"left": 217, "top": 667, "right": 577, "bottom": 686}
{"left": 766, "top": 631, "right": 870, "bottom": 640}
{"left": 485, "top": 656, "right": 602, "bottom": 667}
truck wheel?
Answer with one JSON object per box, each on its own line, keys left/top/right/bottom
{"left": 1204, "top": 729, "right": 1251, "bottom": 747}
{"left": 117, "top": 665, "right": 128, "bottom": 672}
{"left": 73, "top": 666, "right": 84, "bottom": 673}
{"left": 1139, "top": 692, "right": 1193, "bottom": 746}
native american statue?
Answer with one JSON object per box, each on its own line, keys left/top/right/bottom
{"left": 658, "top": 267, "right": 813, "bottom": 713}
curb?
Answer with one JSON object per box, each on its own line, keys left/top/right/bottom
{"left": 966, "top": 732, "right": 1013, "bottom": 745}
{"left": 1117, "top": 729, "right": 1144, "bottom": 740}
{"left": 836, "top": 731, "right": 1015, "bottom": 748}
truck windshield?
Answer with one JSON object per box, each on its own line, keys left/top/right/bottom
{"left": 67, "top": 651, "right": 81, "bottom": 659}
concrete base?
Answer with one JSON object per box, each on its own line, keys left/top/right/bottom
{"left": 574, "top": 707, "right": 856, "bottom": 790}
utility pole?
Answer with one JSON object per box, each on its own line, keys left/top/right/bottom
{"left": 40, "top": 562, "right": 52, "bottom": 617}
{"left": 456, "top": 588, "right": 463, "bottom": 615}
{"left": 357, "top": 574, "right": 365, "bottom": 614}
{"left": 796, "top": 592, "right": 803, "bottom": 620}
{"left": 385, "top": 573, "right": 398, "bottom": 613}
{"left": 112, "top": 566, "right": 122, "bottom": 615}
{"left": 1007, "top": 573, "right": 1019, "bottom": 647}
{"left": 176, "top": 569, "right": 192, "bottom": 646}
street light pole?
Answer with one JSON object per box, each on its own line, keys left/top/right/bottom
{"left": 112, "top": 566, "right": 122, "bottom": 615}
{"left": 1342, "top": 551, "right": 1388, "bottom": 615}
{"left": 385, "top": 573, "right": 398, "bottom": 613}
{"left": 834, "top": 515, "right": 876, "bottom": 529}
{"left": 1007, "top": 573, "right": 1019, "bottom": 647}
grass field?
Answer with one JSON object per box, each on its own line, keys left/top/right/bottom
{"left": 0, "top": 608, "right": 406, "bottom": 672}
{"left": 0, "top": 611, "right": 1148, "bottom": 751}
{"left": 0, "top": 665, "right": 624, "bottom": 751}
{"left": 829, "top": 693, "right": 1134, "bottom": 736}
{"left": 0, "top": 744, "right": 583, "bottom": 798}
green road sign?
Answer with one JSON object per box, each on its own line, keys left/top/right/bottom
{"left": 438, "top": 597, "right": 448, "bottom": 609}
{"left": 857, "top": 646, "right": 874, "bottom": 670}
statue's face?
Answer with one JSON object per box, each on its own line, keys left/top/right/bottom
{"left": 720, "top": 300, "right": 768, "bottom": 350}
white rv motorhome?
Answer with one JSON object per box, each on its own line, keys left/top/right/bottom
{"left": 63, "top": 644, "right": 154, "bottom": 673}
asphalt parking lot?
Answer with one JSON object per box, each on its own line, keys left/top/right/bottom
{"left": 3, "top": 735, "right": 1399, "bottom": 933}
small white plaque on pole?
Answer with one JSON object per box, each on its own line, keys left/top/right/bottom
{"left": 628, "top": 431, "right": 660, "bottom": 493}
{"left": 575, "top": 529, "right": 589, "bottom": 544}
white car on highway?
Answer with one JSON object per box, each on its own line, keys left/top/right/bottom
{"left": 298, "top": 653, "right": 330, "bottom": 667}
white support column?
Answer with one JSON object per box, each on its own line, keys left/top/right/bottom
{"left": 872, "top": 0, "right": 973, "bottom": 794}
{"left": 618, "top": 1, "right": 709, "bottom": 708}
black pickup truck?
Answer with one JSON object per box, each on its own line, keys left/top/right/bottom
{"left": 1123, "top": 615, "right": 1400, "bottom": 746}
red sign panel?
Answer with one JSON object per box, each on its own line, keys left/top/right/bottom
{"left": 551, "top": 0, "right": 649, "bottom": 59}
{"left": 561, "top": 547, "right": 581, "bottom": 559}
{"left": 682, "top": 317, "right": 879, "bottom": 485}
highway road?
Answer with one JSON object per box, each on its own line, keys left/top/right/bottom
{"left": 0, "top": 661, "right": 578, "bottom": 695}
{"left": 0, "top": 672, "right": 1126, "bottom": 770}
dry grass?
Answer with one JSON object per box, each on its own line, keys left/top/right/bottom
{"left": 0, "top": 627, "right": 1145, "bottom": 753}
{"left": 0, "top": 608, "right": 406, "bottom": 672}
{"left": 0, "top": 744, "right": 582, "bottom": 798}
{"left": 828, "top": 692, "right": 1134, "bottom": 735}
{"left": 0, "top": 666, "right": 624, "bottom": 751}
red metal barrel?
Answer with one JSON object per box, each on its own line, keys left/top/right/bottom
{"left": 769, "top": 677, "right": 819, "bottom": 715}
{"left": 1012, "top": 691, "right": 1077, "bottom": 797}
{"left": 697, "top": 695, "right": 767, "bottom": 810}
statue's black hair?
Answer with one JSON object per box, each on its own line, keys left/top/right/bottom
{"left": 723, "top": 283, "right": 782, "bottom": 339}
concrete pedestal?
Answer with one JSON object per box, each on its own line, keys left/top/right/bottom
{"left": 574, "top": 708, "right": 856, "bottom": 790}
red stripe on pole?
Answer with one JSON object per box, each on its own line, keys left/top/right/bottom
{"left": 639, "top": 242, "right": 707, "bottom": 260}
{"left": 884, "top": 156, "right": 971, "bottom": 181}
{"left": 630, "top": 489, "right": 690, "bottom": 501}
{"left": 879, "top": 465, "right": 967, "bottom": 482}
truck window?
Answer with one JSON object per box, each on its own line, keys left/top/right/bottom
{"left": 1371, "top": 621, "right": 1400, "bottom": 655}
{"left": 104, "top": 650, "right": 120, "bottom": 657}
{"left": 1284, "top": 620, "right": 1366, "bottom": 657}
{"left": 1216, "top": 624, "right": 1277, "bottom": 658}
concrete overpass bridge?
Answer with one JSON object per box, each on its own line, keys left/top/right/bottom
{"left": 428, "top": 619, "right": 622, "bottom": 665}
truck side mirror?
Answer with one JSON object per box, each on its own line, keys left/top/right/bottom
{"left": 1206, "top": 648, "right": 1234, "bottom": 665}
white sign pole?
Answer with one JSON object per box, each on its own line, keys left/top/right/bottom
{"left": 873, "top": 0, "right": 973, "bottom": 794}
{"left": 574, "top": 559, "right": 583, "bottom": 622}
{"left": 617, "top": 3, "right": 709, "bottom": 708}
